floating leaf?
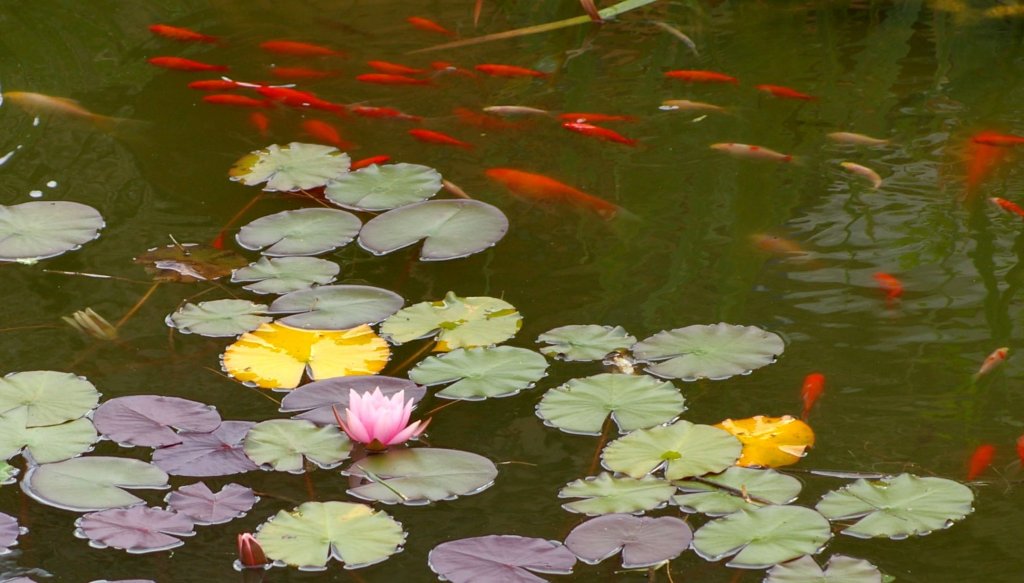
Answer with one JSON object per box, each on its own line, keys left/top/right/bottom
{"left": 0, "top": 370, "right": 99, "bottom": 426}
{"left": 633, "top": 323, "right": 785, "bottom": 381}
{"left": 0, "top": 409, "right": 96, "bottom": 463}
{"left": 21, "top": 456, "right": 169, "bottom": 512}
{"left": 222, "top": 322, "right": 390, "bottom": 390}
{"left": 75, "top": 506, "right": 194, "bottom": 553}
{"left": 165, "top": 482, "right": 257, "bottom": 525}
{"left": 231, "top": 256, "right": 340, "bottom": 294}
{"left": 134, "top": 243, "right": 247, "bottom": 283}
{"left": 408, "top": 346, "right": 548, "bottom": 400}
{"left": 536, "top": 325, "right": 637, "bottom": 361}
{"left": 602, "top": 420, "right": 742, "bottom": 480}
{"left": 765, "top": 555, "right": 883, "bottom": 583}
{"left": 256, "top": 501, "right": 405, "bottom": 569}
{"left": 151, "top": 421, "right": 258, "bottom": 477}
{"left": 0, "top": 461, "right": 18, "bottom": 485}
{"left": 344, "top": 448, "right": 498, "bottom": 505}
{"left": 279, "top": 375, "right": 426, "bottom": 425}
{"left": 229, "top": 142, "right": 351, "bottom": 192}
{"left": 815, "top": 474, "right": 974, "bottom": 539}
{"left": 0, "top": 512, "right": 22, "bottom": 553}
{"left": 673, "top": 467, "right": 803, "bottom": 516}
{"left": 235, "top": 208, "right": 361, "bottom": 257}
{"left": 93, "top": 395, "right": 222, "bottom": 448}
{"left": 0, "top": 201, "right": 104, "bottom": 262}
{"left": 358, "top": 199, "right": 508, "bottom": 261}
{"left": 537, "top": 373, "right": 684, "bottom": 436}
{"left": 428, "top": 536, "right": 576, "bottom": 583}
{"left": 166, "top": 299, "right": 270, "bottom": 337}
{"left": 268, "top": 285, "right": 404, "bottom": 330}
{"left": 559, "top": 473, "right": 675, "bottom": 516}
{"left": 243, "top": 419, "right": 351, "bottom": 472}
{"left": 565, "top": 514, "right": 692, "bottom": 569}
{"left": 325, "top": 163, "right": 442, "bottom": 211}
{"left": 380, "top": 291, "right": 521, "bottom": 351}
{"left": 692, "top": 505, "right": 833, "bottom": 569}
{"left": 715, "top": 416, "right": 815, "bottom": 468}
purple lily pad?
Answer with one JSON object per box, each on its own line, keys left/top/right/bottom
{"left": 74, "top": 506, "right": 195, "bottom": 553}
{"left": 94, "top": 396, "right": 222, "bottom": 448}
{"left": 564, "top": 514, "right": 692, "bottom": 569}
{"left": 428, "top": 535, "right": 576, "bottom": 583}
{"left": 279, "top": 375, "right": 426, "bottom": 425}
{"left": 0, "top": 512, "right": 23, "bottom": 553}
{"left": 151, "top": 421, "right": 257, "bottom": 477}
{"left": 165, "top": 482, "right": 257, "bottom": 525}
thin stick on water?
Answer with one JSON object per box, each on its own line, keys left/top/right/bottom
{"left": 385, "top": 340, "right": 437, "bottom": 376}
{"left": 115, "top": 282, "right": 161, "bottom": 329}
{"left": 587, "top": 416, "right": 613, "bottom": 476}
{"left": 203, "top": 367, "right": 281, "bottom": 406}
{"left": 442, "top": 179, "right": 473, "bottom": 199}
{"left": 687, "top": 475, "right": 776, "bottom": 506}
{"left": 43, "top": 269, "right": 154, "bottom": 284}
{"left": 422, "top": 398, "right": 462, "bottom": 418}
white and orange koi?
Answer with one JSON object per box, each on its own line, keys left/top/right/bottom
{"left": 840, "top": 162, "right": 883, "bottom": 189}
{"left": 827, "top": 132, "right": 890, "bottom": 146}
{"left": 660, "top": 99, "right": 728, "bottom": 114}
{"left": 711, "top": 142, "right": 794, "bottom": 162}
{"left": 974, "top": 347, "right": 1009, "bottom": 380}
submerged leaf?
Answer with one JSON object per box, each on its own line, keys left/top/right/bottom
{"left": 0, "top": 370, "right": 99, "bottom": 426}
{"left": 268, "top": 285, "right": 404, "bottom": 330}
{"left": 134, "top": 243, "right": 247, "bottom": 282}
{"left": 380, "top": 291, "right": 521, "bottom": 351}
{"left": 325, "top": 163, "right": 442, "bottom": 211}
{"left": 358, "top": 199, "right": 508, "bottom": 261}
{"left": 0, "top": 513, "right": 22, "bottom": 553}
{"left": 231, "top": 256, "right": 340, "bottom": 294}
{"left": 151, "top": 421, "right": 259, "bottom": 477}
{"left": 243, "top": 419, "right": 351, "bottom": 473}
{"left": 537, "top": 325, "right": 637, "bottom": 361}
{"left": 75, "top": 506, "right": 194, "bottom": 553}
{"left": 408, "top": 346, "right": 548, "bottom": 400}
{"left": 602, "top": 420, "right": 742, "bottom": 480}
{"left": 229, "top": 142, "right": 351, "bottom": 192}
{"left": 21, "top": 456, "right": 169, "bottom": 512}
{"left": 537, "top": 373, "right": 684, "bottom": 435}
{"left": 93, "top": 395, "right": 221, "bottom": 448}
{"left": 673, "top": 466, "right": 803, "bottom": 516}
{"left": 559, "top": 473, "right": 675, "bottom": 515}
{"left": 345, "top": 448, "right": 498, "bottom": 505}
{"left": 165, "top": 482, "right": 257, "bottom": 525}
{"left": 633, "top": 323, "right": 785, "bottom": 381}
{"left": 565, "top": 514, "right": 691, "bottom": 569}
{"left": 428, "top": 536, "right": 577, "bottom": 583}
{"left": 0, "top": 201, "right": 104, "bottom": 262}
{"left": 765, "top": 555, "right": 883, "bottom": 583}
{"left": 279, "top": 375, "right": 426, "bottom": 425}
{"left": 715, "top": 416, "right": 815, "bottom": 468}
{"left": 235, "top": 208, "right": 361, "bottom": 257}
{"left": 692, "top": 505, "right": 833, "bottom": 569}
{"left": 166, "top": 299, "right": 270, "bottom": 337}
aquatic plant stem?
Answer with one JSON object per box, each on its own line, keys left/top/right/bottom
{"left": 212, "top": 194, "right": 264, "bottom": 246}
{"left": 587, "top": 417, "right": 613, "bottom": 476}
{"left": 303, "top": 460, "right": 317, "bottom": 501}
{"left": 115, "top": 282, "right": 161, "bottom": 329}
{"left": 203, "top": 367, "right": 282, "bottom": 406}
{"left": 687, "top": 475, "right": 776, "bottom": 506}
{"left": 385, "top": 340, "right": 437, "bottom": 376}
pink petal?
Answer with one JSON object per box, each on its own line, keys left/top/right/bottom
{"left": 343, "top": 408, "right": 372, "bottom": 443}
{"left": 385, "top": 418, "right": 430, "bottom": 445}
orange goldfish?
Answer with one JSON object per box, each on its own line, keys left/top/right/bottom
{"left": 475, "top": 64, "right": 548, "bottom": 78}
{"left": 351, "top": 155, "right": 391, "bottom": 170}
{"left": 148, "top": 24, "right": 219, "bottom": 44}
{"left": 840, "top": 162, "right": 883, "bottom": 189}
{"left": 356, "top": 74, "right": 432, "bottom": 86}
{"left": 965, "top": 133, "right": 1009, "bottom": 196}
{"left": 302, "top": 119, "right": 355, "bottom": 150}
{"left": 255, "top": 86, "right": 346, "bottom": 115}
{"left": 407, "top": 16, "right": 454, "bottom": 35}
{"left": 711, "top": 143, "right": 793, "bottom": 162}
{"left": 408, "top": 129, "right": 473, "bottom": 149}
{"left": 188, "top": 79, "right": 243, "bottom": 91}
{"left": 259, "top": 40, "right": 345, "bottom": 57}
{"left": 972, "top": 131, "right": 1024, "bottom": 147}
{"left": 974, "top": 347, "right": 1009, "bottom": 380}
{"left": 800, "top": 372, "right": 825, "bottom": 420}
{"left": 990, "top": 197, "right": 1024, "bottom": 218}
{"left": 827, "top": 132, "right": 889, "bottom": 146}
{"left": 1, "top": 91, "right": 133, "bottom": 131}
{"left": 485, "top": 168, "right": 620, "bottom": 219}
{"left": 249, "top": 112, "right": 270, "bottom": 137}
{"left": 269, "top": 67, "right": 339, "bottom": 80}
{"left": 967, "top": 444, "right": 996, "bottom": 480}
{"left": 562, "top": 122, "right": 637, "bottom": 146}
{"left": 453, "top": 107, "right": 523, "bottom": 130}
{"left": 202, "top": 94, "right": 271, "bottom": 108}
{"left": 367, "top": 61, "right": 426, "bottom": 75}
{"left": 1017, "top": 435, "right": 1024, "bottom": 465}
{"left": 664, "top": 70, "right": 738, "bottom": 84}
{"left": 873, "top": 272, "right": 903, "bottom": 305}
{"left": 750, "top": 234, "right": 807, "bottom": 258}
{"left": 755, "top": 84, "right": 817, "bottom": 101}
{"left": 350, "top": 105, "right": 421, "bottom": 122}
{"left": 148, "top": 56, "right": 228, "bottom": 72}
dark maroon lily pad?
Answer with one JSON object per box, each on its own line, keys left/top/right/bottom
{"left": 151, "top": 421, "right": 257, "bottom": 477}
{"left": 428, "top": 535, "right": 576, "bottom": 583}
{"left": 0, "top": 512, "right": 23, "bottom": 553}
{"left": 279, "top": 375, "right": 426, "bottom": 425}
{"left": 74, "top": 506, "right": 194, "bottom": 553}
{"left": 165, "top": 482, "right": 257, "bottom": 526}
{"left": 94, "top": 396, "right": 222, "bottom": 448}
{"left": 564, "top": 514, "right": 692, "bottom": 569}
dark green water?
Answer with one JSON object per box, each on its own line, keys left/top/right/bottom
{"left": 2, "top": 0, "right": 1024, "bottom": 581}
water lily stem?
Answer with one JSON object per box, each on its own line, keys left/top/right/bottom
{"left": 385, "top": 340, "right": 437, "bottom": 376}
{"left": 687, "top": 475, "right": 776, "bottom": 506}
{"left": 587, "top": 417, "right": 613, "bottom": 476}
{"left": 213, "top": 194, "right": 264, "bottom": 245}
{"left": 115, "top": 282, "right": 161, "bottom": 329}
{"left": 303, "top": 461, "right": 317, "bottom": 501}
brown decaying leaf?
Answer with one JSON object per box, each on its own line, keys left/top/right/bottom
{"left": 133, "top": 243, "right": 248, "bottom": 283}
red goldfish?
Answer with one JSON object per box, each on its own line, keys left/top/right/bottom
{"left": 974, "top": 347, "right": 1009, "bottom": 380}
{"left": 188, "top": 79, "right": 242, "bottom": 91}
{"left": 202, "top": 94, "right": 271, "bottom": 108}
{"left": 966, "top": 444, "right": 996, "bottom": 480}
{"left": 990, "top": 197, "right": 1024, "bottom": 218}
{"left": 873, "top": 272, "right": 903, "bottom": 305}
{"left": 356, "top": 74, "right": 431, "bottom": 86}
{"left": 664, "top": 70, "right": 738, "bottom": 84}
{"left": 259, "top": 40, "right": 345, "bottom": 57}
{"left": 148, "top": 24, "right": 219, "bottom": 44}
{"left": 367, "top": 61, "right": 426, "bottom": 75}
{"left": 475, "top": 64, "right": 548, "bottom": 78}
{"left": 302, "top": 119, "right": 355, "bottom": 150}
{"left": 270, "top": 67, "right": 338, "bottom": 80}
{"left": 800, "top": 372, "right": 825, "bottom": 420}
{"left": 1017, "top": 435, "right": 1024, "bottom": 465}
{"left": 755, "top": 84, "right": 817, "bottom": 101}
{"left": 485, "top": 168, "right": 619, "bottom": 218}
{"left": 965, "top": 133, "right": 1009, "bottom": 196}
{"left": 408, "top": 129, "right": 473, "bottom": 149}
{"left": 255, "top": 86, "right": 346, "bottom": 115}
{"left": 249, "top": 112, "right": 270, "bottom": 137}
{"left": 562, "top": 122, "right": 637, "bottom": 146}
{"left": 558, "top": 112, "right": 637, "bottom": 123}
{"left": 148, "top": 56, "right": 228, "bottom": 72}
{"left": 710, "top": 143, "right": 793, "bottom": 162}
{"left": 351, "top": 155, "right": 391, "bottom": 170}
{"left": 972, "top": 131, "right": 1024, "bottom": 147}
{"left": 454, "top": 107, "right": 523, "bottom": 130}
{"left": 407, "top": 16, "right": 454, "bottom": 36}
{"left": 350, "top": 105, "right": 421, "bottom": 122}
{"left": 840, "top": 162, "right": 883, "bottom": 189}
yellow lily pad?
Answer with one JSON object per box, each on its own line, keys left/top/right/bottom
{"left": 222, "top": 322, "right": 390, "bottom": 390}
{"left": 713, "top": 415, "right": 814, "bottom": 468}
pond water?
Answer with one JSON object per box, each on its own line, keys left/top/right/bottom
{"left": 2, "top": 0, "right": 1024, "bottom": 581}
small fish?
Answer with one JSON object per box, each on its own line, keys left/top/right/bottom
{"left": 710, "top": 143, "right": 793, "bottom": 162}
{"left": 148, "top": 56, "right": 228, "bottom": 72}
{"left": 442, "top": 179, "right": 472, "bottom": 199}
{"left": 751, "top": 234, "right": 807, "bottom": 258}
{"left": 202, "top": 94, "right": 271, "bottom": 108}
{"left": 483, "top": 105, "right": 552, "bottom": 117}
{"left": 558, "top": 112, "right": 636, "bottom": 123}
{"left": 664, "top": 70, "right": 738, "bottom": 84}
{"left": 302, "top": 119, "right": 355, "bottom": 150}
{"left": 351, "top": 155, "right": 391, "bottom": 170}
{"left": 407, "top": 16, "right": 455, "bottom": 36}
{"left": 474, "top": 0, "right": 484, "bottom": 26}
{"left": 840, "top": 162, "right": 883, "bottom": 189}
{"left": 965, "top": 135, "right": 1007, "bottom": 196}
{"left": 755, "top": 84, "right": 817, "bottom": 101}
{"left": 974, "top": 347, "right": 1009, "bottom": 380}
{"left": 367, "top": 60, "right": 426, "bottom": 75}
{"left": 485, "top": 168, "right": 619, "bottom": 218}
{"left": 971, "top": 131, "right": 1024, "bottom": 147}
{"left": 873, "top": 272, "right": 903, "bottom": 305}
{"left": 475, "top": 64, "right": 548, "bottom": 78}
{"left": 651, "top": 21, "right": 698, "bottom": 56}
{"left": 800, "top": 372, "right": 825, "bottom": 421}
{"left": 408, "top": 128, "right": 473, "bottom": 149}
{"left": 356, "top": 73, "right": 432, "bottom": 86}
{"left": 562, "top": 122, "right": 637, "bottom": 146}
{"left": 990, "top": 197, "right": 1024, "bottom": 218}
{"left": 827, "top": 132, "right": 890, "bottom": 146}
{"left": 431, "top": 61, "right": 477, "bottom": 78}
{"left": 1, "top": 91, "right": 130, "bottom": 131}
{"left": 148, "top": 24, "right": 219, "bottom": 44}
{"left": 188, "top": 79, "right": 243, "bottom": 91}
{"left": 249, "top": 112, "right": 270, "bottom": 137}
{"left": 966, "top": 444, "right": 996, "bottom": 480}
{"left": 259, "top": 39, "right": 345, "bottom": 57}
{"left": 660, "top": 99, "right": 728, "bottom": 114}
{"left": 1016, "top": 435, "right": 1024, "bottom": 465}
{"left": 270, "top": 67, "right": 339, "bottom": 80}
{"left": 350, "top": 105, "right": 421, "bottom": 121}
{"left": 256, "top": 86, "right": 346, "bottom": 115}
{"left": 453, "top": 107, "right": 523, "bottom": 130}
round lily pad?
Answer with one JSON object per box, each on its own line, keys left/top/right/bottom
{"left": 243, "top": 419, "right": 351, "bottom": 473}
{"left": 92, "top": 395, "right": 222, "bottom": 448}
{"left": 0, "top": 512, "right": 23, "bottom": 554}
{"left": 408, "top": 346, "right": 548, "bottom": 400}
{"left": 21, "top": 456, "right": 169, "bottom": 512}
{"left": 344, "top": 448, "right": 498, "bottom": 505}
{"left": 325, "top": 163, "right": 442, "bottom": 211}
{"left": 601, "top": 420, "right": 742, "bottom": 480}
{"left": 559, "top": 472, "right": 675, "bottom": 516}
{"left": 0, "top": 370, "right": 100, "bottom": 427}
{"left": 380, "top": 291, "right": 521, "bottom": 351}
{"left": 165, "top": 482, "right": 257, "bottom": 526}
{"left": 0, "top": 201, "right": 104, "bottom": 262}
{"left": 815, "top": 474, "right": 974, "bottom": 539}
{"left": 715, "top": 416, "right": 815, "bottom": 468}
{"left": 765, "top": 555, "right": 883, "bottom": 583}
{"left": 133, "top": 243, "right": 247, "bottom": 283}
{"left": 236, "top": 208, "right": 361, "bottom": 257}
{"left": 633, "top": 323, "right": 785, "bottom": 381}
{"left": 537, "top": 373, "right": 684, "bottom": 436}
{"left": 231, "top": 256, "right": 340, "bottom": 294}
{"left": 229, "top": 142, "right": 352, "bottom": 192}
{"left": 0, "top": 409, "right": 96, "bottom": 464}
{"left": 75, "top": 506, "right": 195, "bottom": 554}
{"left": 151, "top": 421, "right": 258, "bottom": 477}
{"left": 358, "top": 199, "right": 509, "bottom": 261}
{"left": 166, "top": 299, "right": 270, "bottom": 337}
{"left": 268, "top": 285, "right": 404, "bottom": 330}
{"left": 537, "top": 325, "right": 637, "bottom": 361}
{"left": 565, "top": 514, "right": 692, "bottom": 569}
{"left": 673, "top": 466, "right": 803, "bottom": 516}
{"left": 279, "top": 375, "right": 426, "bottom": 425}
{"left": 692, "top": 505, "right": 833, "bottom": 569}
{"left": 428, "top": 535, "right": 577, "bottom": 583}
{"left": 256, "top": 501, "right": 405, "bottom": 570}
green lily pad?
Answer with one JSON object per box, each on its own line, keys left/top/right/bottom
{"left": 243, "top": 419, "right": 351, "bottom": 473}
{"left": 408, "top": 346, "right": 548, "bottom": 400}
{"left": 325, "top": 163, "right": 442, "bottom": 211}
{"left": 380, "top": 291, "right": 521, "bottom": 351}
{"left": 268, "top": 285, "right": 404, "bottom": 330}
{"left": 601, "top": 420, "right": 742, "bottom": 480}
{"left": 256, "top": 500, "right": 405, "bottom": 569}
{"left": 21, "top": 456, "right": 169, "bottom": 512}
{"left": 134, "top": 243, "right": 248, "bottom": 283}
{"left": 166, "top": 299, "right": 270, "bottom": 337}
{"left": 358, "top": 199, "right": 508, "bottom": 261}
{"left": 815, "top": 474, "right": 974, "bottom": 539}
{"left": 236, "top": 208, "right": 361, "bottom": 257}
{"left": 229, "top": 142, "right": 352, "bottom": 192}
{"left": 536, "top": 373, "right": 684, "bottom": 436}
{"left": 344, "top": 448, "right": 498, "bottom": 505}
{"left": 633, "top": 323, "right": 785, "bottom": 381}
{"left": 692, "top": 505, "right": 833, "bottom": 569}
{"left": 765, "top": 555, "right": 883, "bottom": 583}
{"left": 537, "top": 325, "right": 637, "bottom": 361}
{"left": 673, "top": 466, "right": 803, "bottom": 516}
{"left": 231, "top": 256, "right": 340, "bottom": 294}
{"left": 0, "top": 201, "right": 104, "bottom": 262}
{"left": 0, "top": 408, "right": 96, "bottom": 464}
{"left": 560, "top": 472, "right": 676, "bottom": 516}
{"left": 0, "top": 371, "right": 100, "bottom": 426}
{"left": 0, "top": 461, "right": 17, "bottom": 485}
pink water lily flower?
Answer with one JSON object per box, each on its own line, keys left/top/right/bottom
{"left": 333, "top": 388, "right": 430, "bottom": 451}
